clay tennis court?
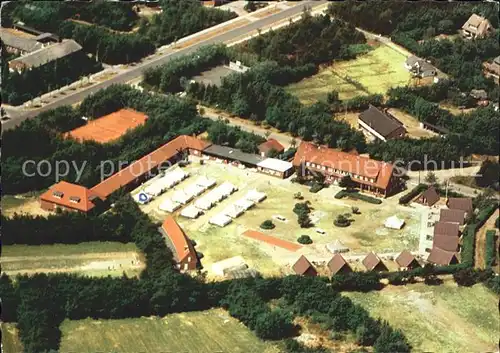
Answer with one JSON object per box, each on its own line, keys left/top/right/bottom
{"left": 243, "top": 230, "right": 302, "bottom": 252}
{"left": 66, "top": 108, "right": 147, "bottom": 143}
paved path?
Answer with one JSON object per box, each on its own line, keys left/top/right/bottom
{"left": 1, "top": 0, "right": 327, "bottom": 131}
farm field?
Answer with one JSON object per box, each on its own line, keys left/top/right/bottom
{"left": 1, "top": 323, "right": 22, "bottom": 353}
{"left": 2, "top": 242, "right": 144, "bottom": 277}
{"left": 133, "top": 157, "right": 422, "bottom": 277}
{"left": 286, "top": 44, "right": 411, "bottom": 104}
{"left": 345, "top": 282, "right": 499, "bottom": 353}
{"left": 59, "top": 309, "right": 280, "bottom": 353}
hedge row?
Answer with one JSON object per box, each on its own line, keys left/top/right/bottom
{"left": 485, "top": 230, "right": 497, "bottom": 268}
{"left": 335, "top": 190, "right": 382, "bottom": 204}
{"left": 398, "top": 183, "right": 427, "bottom": 204}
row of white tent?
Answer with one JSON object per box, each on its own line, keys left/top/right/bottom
{"left": 144, "top": 169, "right": 190, "bottom": 198}
{"left": 158, "top": 176, "right": 217, "bottom": 213}
{"left": 209, "top": 189, "right": 267, "bottom": 227}
{"left": 193, "top": 182, "right": 238, "bottom": 211}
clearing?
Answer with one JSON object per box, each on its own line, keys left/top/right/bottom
{"left": 133, "top": 157, "right": 422, "bottom": 277}
{"left": 2, "top": 194, "right": 50, "bottom": 218}
{"left": 286, "top": 44, "right": 411, "bottom": 104}
{"left": 191, "top": 65, "right": 235, "bottom": 86}
{"left": 1, "top": 323, "right": 22, "bottom": 353}
{"left": 59, "top": 308, "right": 280, "bottom": 353}
{"left": 345, "top": 282, "right": 499, "bottom": 353}
{"left": 2, "top": 242, "right": 144, "bottom": 277}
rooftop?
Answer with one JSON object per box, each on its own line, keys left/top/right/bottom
{"left": 362, "top": 252, "right": 385, "bottom": 271}
{"left": 0, "top": 28, "right": 43, "bottom": 52}
{"left": 327, "top": 254, "right": 351, "bottom": 275}
{"left": 257, "top": 158, "right": 294, "bottom": 173}
{"left": 440, "top": 208, "right": 466, "bottom": 225}
{"left": 419, "top": 185, "right": 440, "bottom": 206}
{"left": 433, "top": 221, "right": 460, "bottom": 238}
{"left": 258, "top": 139, "right": 285, "bottom": 154}
{"left": 359, "top": 105, "right": 405, "bottom": 138}
{"left": 203, "top": 145, "right": 264, "bottom": 166}
{"left": 160, "top": 216, "right": 197, "bottom": 265}
{"left": 40, "top": 181, "right": 101, "bottom": 212}
{"left": 395, "top": 250, "right": 419, "bottom": 268}
{"left": 66, "top": 108, "right": 148, "bottom": 144}
{"left": 433, "top": 235, "right": 459, "bottom": 252}
{"left": 10, "top": 39, "right": 82, "bottom": 69}
{"left": 427, "top": 247, "right": 458, "bottom": 266}
{"left": 292, "top": 255, "right": 316, "bottom": 275}
{"left": 447, "top": 198, "right": 473, "bottom": 213}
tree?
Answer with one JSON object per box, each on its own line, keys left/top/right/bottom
{"left": 374, "top": 324, "right": 411, "bottom": 353}
{"left": 351, "top": 206, "right": 360, "bottom": 214}
{"left": 298, "top": 213, "right": 313, "bottom": 228}
{"left": 254, "top": 310, "right": 294, "bottom": 340}
{"left": 334, "top": 214, "right": 351, "bottom": 227}
{"left": 260, "top": 220, "right": 275, "bottom": 230}
{"left": 424, "top": 171, "right": 437, "bottom": 184}
{"left": 297, "top": 235, "right": 313, "bottom": 244}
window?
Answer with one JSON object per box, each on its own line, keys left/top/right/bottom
{"left": 69, "top": 196, "right": 81, "bottom": 204}
{"left": 52, "top": 191, "right": 64, "bottom": 199}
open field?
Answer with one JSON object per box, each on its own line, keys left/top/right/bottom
{"left": 345, "top": 282, "right": 499, "bottom": 353}
{"left": 2, "top": 242, "right": 144, "bottom": 277}
{"left": 286, "top": 44, "right": 411, "bottom": 104}
{"left": 133, "top": 157, "right": 422, "bottom": 277}
{"left": 192, "top": 65, "right": 235, "bottom": 86}
{"left": 1, "top": 323, "right": 23, "bottom": 353}
{"left": 2, "top": 194, "right": 50, "bottom": 217}
{"left": 59, "top": 309, "right": 280, "bottom": 353}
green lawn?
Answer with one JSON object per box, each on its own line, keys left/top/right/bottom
{"left": 286, "top": 44, "right": 411, "bottom": 104}
{"left": 59, "top": 309, "right": 280, "bottom": 353}
{"left": 2, "top": 242, "right": 143, "bottom": 278}
{"left": 1, "top": 323, "right": 23, "bottom": 353}
{"left": 345, "top": 283, "right": 498, "bottom": 353}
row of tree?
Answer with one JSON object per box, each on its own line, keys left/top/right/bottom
{"left": 207, "top": 118, "right": 265, "bottom": 154}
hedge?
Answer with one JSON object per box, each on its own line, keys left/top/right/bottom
{"left": 335, "top": 190, "right": 382, "bottom": 204}
{"left": 398, "top": 183, "right": 427, "bottom": 204}
{"left": 309, "top": 183, "right": 324, "bottom": 193}
{"left": 485, "top": 230, "right": 497, "bottom": 268}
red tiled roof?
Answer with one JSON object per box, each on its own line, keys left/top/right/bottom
{"left": 427, "top": 247, "right": 458, "bottom": 266}
{"left": 293, "top": 142, "right": 394, "bottom": 190}
{"left": 161, "top": 216, "right": 197, "bottom": 265}
{"left": 327, "top": 254, "right": 352, "bottom": 275}
{"left": 258, "top": 139, "right": 285, "bottom": 154}
{"left": 91, "top": 135, "right": 211, "bottom": 198}
{"left": 292, "top": 255, "right": 316, "bottom": 275}
{"left": 66, "top": 108, "right": 148, "bottom": 143}
{"left": 40, "top": 181, "right": 101, "bottom": 212}
{"left": 433, "top": 221, "right": 460, "bottom": 238}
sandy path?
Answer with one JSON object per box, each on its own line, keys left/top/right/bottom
{"left": 1, "top": 251, "right": 140, "bottom": 263}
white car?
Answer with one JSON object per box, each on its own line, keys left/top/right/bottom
{"left": 315, "top": 228, "right": 326, "bottom": 235}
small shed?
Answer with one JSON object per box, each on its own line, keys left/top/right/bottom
{"left": 362, "top": 252, "right": 388, "bottom": 272}
{"left": 427, "top": 248, "right": 458, "bottom": 266}
{"left": 326, "top": 240, "right": 349, "bottom": 254}
{"left": 384, "top": 215, "right": 405, "bottom": 230}
{"left": 292, "top": 255, "right": 317, "bottom": 276}
{"left": 327, "top": 254, "right": 352, "bottom": 276}
{"left": 395, "top": 250, "right": 421, "bottom": 270}
{"left": 416, "top": 186, "right": 440, "bottom": 206}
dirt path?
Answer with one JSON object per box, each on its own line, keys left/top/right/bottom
{"left": 243, "top": 230, "right": 302, "bottom": 252}
{"left": 474, "top": 211, "right": 499, "bottom": 269}
{"left": 1, "top": 251, "right": 140, "bottom": 263}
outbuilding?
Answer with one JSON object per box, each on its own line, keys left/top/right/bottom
{"left": 395, "top": 250, "right": 421, "bottom": 270}
{"left": 292, "top": 255, "right": 317, "bottom": 276}
{"left": 257, "top": 158, "right": 294, "bottom": 178}
{"left": 327, "top": 254, "right": 352, "bottom": 276}
{"left": 362, "top": 252, "right": 388, "bottom": 272}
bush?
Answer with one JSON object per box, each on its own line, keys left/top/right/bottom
{"left": 398, "top": 184, "right": 427, "bottom": 204}
{"left": 485, "top": 230, "right": 497, "bottom": 268}
{"left": 260, "top": 220, "right": 275, "bottom": 230}
{"left": 310, "top": 182, "right": 324, "bottom": 193}
{"left": 335, "top": 190, "right": 382, "bottom": 204}
{"left": 334, "top": 214, "right": 351, "bottom": 227}
{"left": 297, "top": 235, "right": 313, "bottom": 245}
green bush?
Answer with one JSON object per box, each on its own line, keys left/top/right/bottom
{"left": 496, "top": 217, "right": 499, "bottom": 229}
{"left": 310, "top": 183, "right": 324, "bottom": 193}
{"left": 297, "top": 235, "right": 313, "bottom": 245}
{"left": 485, "top": 230, "right": 497, "bottom": 268}
{"left": 398, "top": 184, "right": 427, "bottom": 204}
{"left": 260, "top": 220, "right": 275, "bottom": 230}
{"left": 334, "top": 214, "right": 351, "bottom": 227}
{"left": 335, "top": 190, "right": 382, "bottom": 204}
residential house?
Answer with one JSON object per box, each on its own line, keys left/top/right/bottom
{"left": 405, "top": 55, "right": 437, "bottom": 78}
{"left": 427, "top": 247, "right": 459, "bottom": 266}
{"left": 395, "top": 250, "right": 421, "bottom": 270}
{"left": 292, "top": 141, "right": 399, "bottom": 197}
{"left": 483, "top": 56, "right": 500, "bottom": 83}
{"left": 327, "top": 254, "right": 353, "bottom": 276}
{"left": 292, "top": 255, "right": 317, "bottom": 276}
{"left": 258, "top": 138, "right": 285, "bottom": 157}
{"left": 40, "top": 181, "right": 102, "bottom": 213}
{"left": 160, "top": 216, "right": 198, "bottom": 271}
{"left": 362, "top": 252, "right": 388, "bottom": 272}
{"left": 0, "top": 28, "right": 44, "bottom": 54}
{"left": 416, "top": 185, "right": 440, "bottom": 206}
{"left": 447, "top": 197, "right": 473, "bottom": 216}
{"left": 358, "top": 105, "right": 406, "bottom": 142}
{"left": 461, "top": 14, "right": 493, "bottom": 39}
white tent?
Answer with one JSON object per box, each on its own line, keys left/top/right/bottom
{"left": 384, "top": 215, "right": 405, "bottom": 230}
{"left": 217, "top": 182, "right": 237, "bottom": 197}
{"left": 212, "top": 256, "right": 246, "bottom": 276}
{"left": 180, "top": 205, "right": 201, "bottom": 219}
{"left": 209, "top": 213, "right": 232, "bottom": 227}
{"left": 195, "top": 197, "right": 213, "bottom": 211}
{"left": 195, "top": 176, "right": 216, "bottom": 189}
{"left": 222, "top": 204, "right": 244, "bottom": 219}
{"left": 245, "top": 189, "right": 266, "bottom": 202}
{"left": 234, "top": 198, "right": 255, "bottom": 211}
{"left": 184, "top": 183, "right": 205, "bottom": 198}
{"left": 326, "top": 240, "right": 349, "bottom": 254}
{"left": 206, "top": 189, "right": 225, "bottom": 203}
{"left": 158, "top": 198, "right": 181, "bottom": 213}
{"left": 144, "top": 183, "right": 164, "bottom": 197}
{"left": 172, "top": 190, "right": 193, "bottom": 205}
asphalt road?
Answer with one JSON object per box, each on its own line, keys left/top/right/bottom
{"left": 1, "top": 0, "right": 327, "bottom": 131}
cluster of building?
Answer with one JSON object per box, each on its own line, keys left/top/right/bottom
{"left": 292, "top": 249, "right": 421, "bottom": 277}
{"left": 0, "top": 24, "right": 82, "bottom": 72}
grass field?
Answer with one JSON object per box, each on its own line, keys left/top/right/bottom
{"left": 133, "top": 157, "right": 422, "bottom": 277}
{"left": 2, "top": 242, "right": 144, "bottom": 277}
{"left": 59, "top": 309, "right": 280, "bottom": 353}
{"left": 345, "top": 282, "right": 499, "bottom": 353}
{"left": 2, "top": 193, "right": 50, "bottom": 217}
{"left": 286, "top": 44, "right": 411, "bottom": 104}
{"left": 1, "top": 323, "right": 22, "bottom": 353}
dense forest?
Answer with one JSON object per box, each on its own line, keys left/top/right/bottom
{"left": 1, "top": 48, "right": 103, "bottom": 105}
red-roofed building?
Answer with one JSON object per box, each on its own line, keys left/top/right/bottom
{"left": 258, "top": 139, "right": 285, "bottom": 157}
{"left": 160, "top": 216, "right": 198, "bottom": 271}
{"left": 40, "top": 181, "right": 102, "bottom": 213}
{"left": 292, "top": 142, "right": 399, "bottom": 197}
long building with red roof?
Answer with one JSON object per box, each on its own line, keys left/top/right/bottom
{"left": 160, "top": 216, "right": 198, "bottom": 271}
{"left": 292, "top": 141, "right": 399, "bottom": 197}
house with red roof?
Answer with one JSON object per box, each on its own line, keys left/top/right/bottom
{"left": 292, "top": 141, "right": 399, "bottom": 197}
{"left": 40, "top": 181, "right": 102, "bottom": 213}
{"left": 258, "top": 138, "right": 285, "bottom": 157}
{"left": 160, "top": 216, "right": 198, "bottom": 271}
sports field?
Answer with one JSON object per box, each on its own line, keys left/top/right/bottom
{"left": 59, "top": 309, "right": 280, "bottom": 353}
{"left": 286, "top": 44, "right": 411, "bottom": 104}
{"left": 2, "top": 242, "right": 144, "bottom": 277}
{"left": 345, "top": 282, "right": 499, "bottom": 353}
{"left": 134, "top": 157, "right": 422, "bottom": 277}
